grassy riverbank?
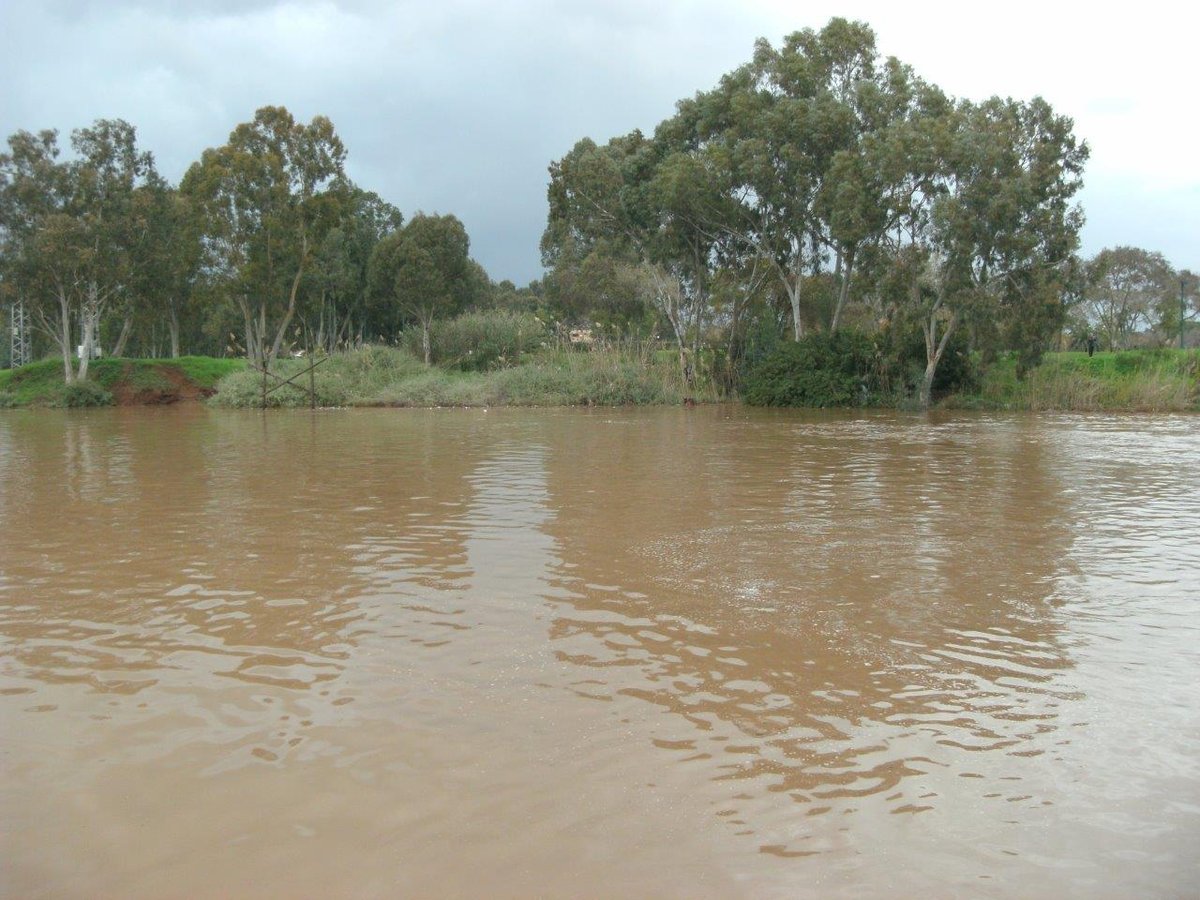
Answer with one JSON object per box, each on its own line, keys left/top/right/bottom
{"left": 0, "top": 357, "right": 243, "bottom": 407}
{"left": 2, "top": 347, "right": 1195, "bottom": 411}
{"left": 946, "top": 349, "right": 1200, "bottom": 412}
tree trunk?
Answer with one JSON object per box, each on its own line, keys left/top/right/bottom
{"left": 112, "top": 314, "right": 134, "bottom": 358}
{"left": 783, "top": 272, "right": 804, "bottom": 340}
{"left": 54, "top": 290, "right": 75, "bottom": 384}
{"left": 78, "top": 313, "right": 96, "bottom": 382}
{"left": 238, "top": 297, "right": 259, "bottom": 367}
{"left": 77, "top": 282, "right": 102, "bottom": 382}
{"left": 167, "top": 306, "right": 181, "bottom": 358}
{"left": 269, "top": 239, "right": 308, "bottom": 365}
{"left": 421, "top": 318, "right": 431, "bottom": 366}
{"left": 920, "top": 305, "right": 959, "bottom": 410}
{"left": 830, "top": 248, "right": 855, "bottom": 333}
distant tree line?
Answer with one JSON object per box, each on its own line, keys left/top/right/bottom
{"left": 0, "top": 105, "right": 538, "bottom": 380}
{"left": 2, "top": 19, "right": 1197, "bottom": 400}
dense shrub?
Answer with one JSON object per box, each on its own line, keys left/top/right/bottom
{"left": 406, "top": 311, "right": 549, "bottom": 371}
{"left": 53, "top": 380, "right": 114, "bottom": 408}
{"left": 742, "top": 331, "right": 878, "bottom": 407}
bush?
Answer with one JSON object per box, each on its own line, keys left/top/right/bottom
{"left": 52, "top": 380, "right": 113, "bottom": 408}
{"left": 209, "top": 343, "right": 708, "bottom": 408}
{"left": 742, "top": 331, "right": 878, "bottom": 407}
{"left": 407, "top": 311, "right": 549, "bottom": 371}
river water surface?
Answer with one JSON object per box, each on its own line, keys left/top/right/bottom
{"left": 1, "top": 406, "right": 1197, "bottom": 898}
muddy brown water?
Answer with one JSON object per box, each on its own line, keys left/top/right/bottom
{"left": 1, "top": 405, "right": 1197, "bottom": 898}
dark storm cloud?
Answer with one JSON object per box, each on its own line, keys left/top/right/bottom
{"left": 0, "top": 0, "right": 787, "bottom": 284}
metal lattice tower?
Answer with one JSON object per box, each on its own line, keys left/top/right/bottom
{"left": 10, "top": 302, "right": 32, "bottom": 368}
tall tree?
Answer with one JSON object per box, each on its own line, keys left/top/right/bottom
{"left": 1084, "top": 246, "right": 1177, "bottom": 349}
{"left": 542, "top": 128, "right": 728, "bottom": 382}
{"left": 311, "top": 187, "right": 402, "bottom": 351}
{"left": 689, "top": 19, "right": 934, "bottom": 338}
{"left": 367, "top": 213, "right": 470, "bottom": 364}
{"left": 891, "top": 97, "right": 1087, "bottom": 406}
{"left": 182, "top": 106, "right": 347, "bottom": 368}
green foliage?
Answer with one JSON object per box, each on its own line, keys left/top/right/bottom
{"left": 181, "top": 105, "right": 348, "bottom": 367}
{"left": 366, "top": 213, "right": 472, "bottom": 357}
{"left": 742, "top": 331, "right": 878, "bottom": 407}
{"left": 491, "top": 349, "right": 690, "bottom": 406}
{"left": 411, "top": 310, "right": 549, "bottom": 371}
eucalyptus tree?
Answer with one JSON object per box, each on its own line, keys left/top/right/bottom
{"left": 182, "top": 106, "right": 348, "bottom": 368}
{"left": 366, "top": 213, "right": 470, "bottom": 363}
{"left": 311, "top": 188, "right": 402, "bottom": 350}
{"left": 103, "top": 172, "right": 204, "bottom": 358}
{"left": 0, "top": 129, "right": 62, "bottom": 368}
{"left": 1084, "top": 246, "right": 1177, "bottom": 349}
{"left": 542, "top": 126, "right": 730, "bottom": 382}
{"left": 886, "top": 97, "right": 1087, "bottom": 406}
{"left": 688, "top": 18, "right": 931, "bottom": 338}
{"left": 0, "top": 120, "right": 154, "bottom": 381}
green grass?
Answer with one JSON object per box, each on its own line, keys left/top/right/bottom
{"left": 947, "top": 349, "right": 1200, "bottom": 412}
{"left": 172, "top": 356, "right": 246, "bottom": 388}
{"left": 0, "top": 356, "right": 244, "bottom": 408}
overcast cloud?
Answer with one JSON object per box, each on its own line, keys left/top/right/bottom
{"left": 2, "top": 0, "right": 1196, "bottom": 283}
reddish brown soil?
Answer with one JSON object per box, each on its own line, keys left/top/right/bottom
{"left": 109, "top": 364, "right": 215, "bottom": 405}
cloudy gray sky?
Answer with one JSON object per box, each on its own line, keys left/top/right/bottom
{"left": 2, "top": 0, "right": 1196, "bottom": 283}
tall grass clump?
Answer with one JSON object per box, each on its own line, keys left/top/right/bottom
{"left": 211, "top": 345, "right": 426, "bottom": 407}
{"left": 493, "top": 347, "right": 692, "bottom": 406}
{"left": 373, "top": 369, "right": 492, "bottom": 406}
{"left": 405, "top": 311, "right": 549, "bottom": 371}
{"left": 964, "top": 349, "right": 1199, "bottom": 411}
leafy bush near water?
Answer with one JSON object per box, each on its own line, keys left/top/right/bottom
{"left": 742, "top": 331, "right": 880, "bottom": 407}
{"left": 742, "top": 327, "right": 979, "bottom": 407}
{"left": 877, "top": 324, "right": 977, "bottom": 401}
